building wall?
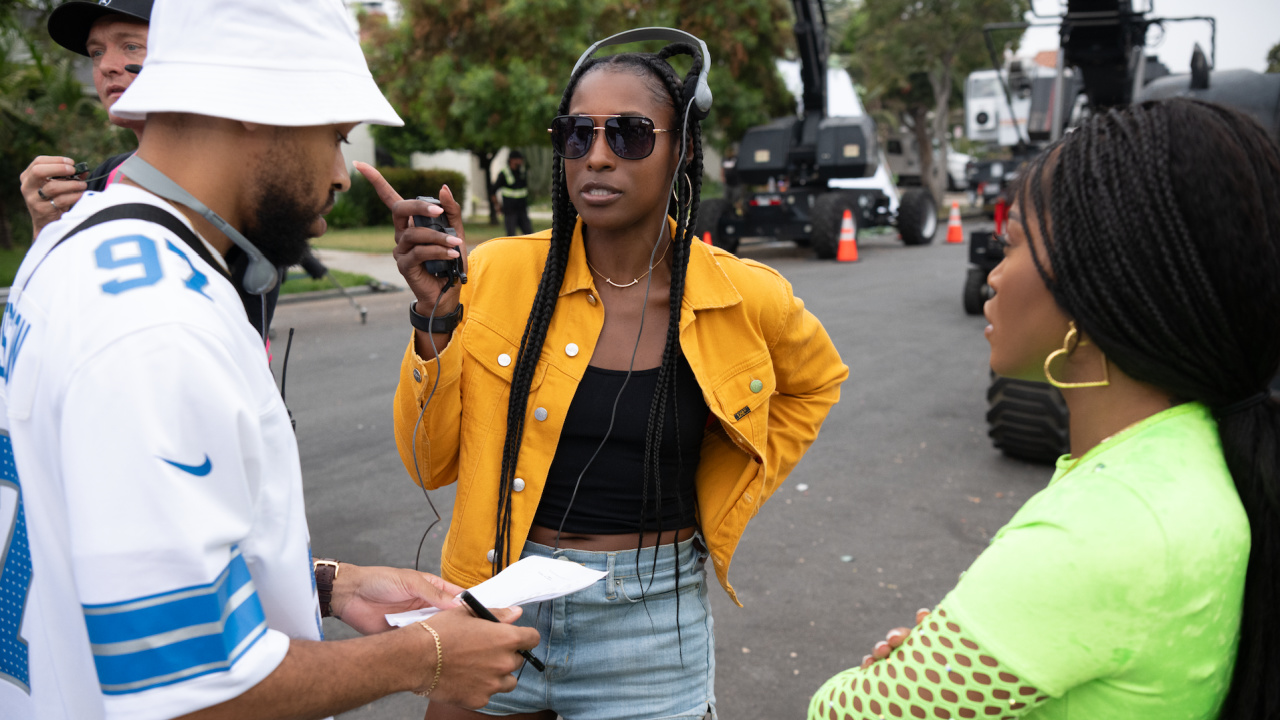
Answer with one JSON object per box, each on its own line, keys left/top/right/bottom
{"left": 412, "top": 150, "right": 483, "bottom": 218}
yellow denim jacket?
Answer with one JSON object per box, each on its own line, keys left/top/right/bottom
{"left": 392, "top": 218, "right": 847, "bottom": 605}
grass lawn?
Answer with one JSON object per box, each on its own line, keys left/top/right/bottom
{"left": 0, "top": 244, "right": 30, "bottom": 288}
{"left": 279, "top": 268, "right": 375, "bottom": 295}
{"left": 315, "top": 217, "right": 553, "bottom": 253}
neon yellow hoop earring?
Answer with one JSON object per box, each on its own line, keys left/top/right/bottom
{"left": 1044, "top": 321, "right": 1110, "bottom": 389}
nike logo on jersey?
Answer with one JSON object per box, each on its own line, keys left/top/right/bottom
{"left": 160, "top": 454, "right": 213, "bottom": 477}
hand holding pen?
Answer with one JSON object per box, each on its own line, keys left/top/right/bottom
{"left": 460, "top": 590, "right": 545, "bottom": 672}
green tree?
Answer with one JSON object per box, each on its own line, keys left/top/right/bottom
{"left": 1268, "top": 41, "right": 1279, "bottom": 73}
{"left": 0, "top": 1, "right": 132, "bottom": 248}
{"left": 842, "top": 0, "right": 1029, "bottom": 207}
{"left": 362, "top": 0, "right": 794, "bottom": 224}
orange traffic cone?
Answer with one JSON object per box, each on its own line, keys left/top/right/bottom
{"left": 946, "top": 202, "right": 963, "bottom": 244}
{"left": 836, "top": 209, "right": 859, "bottom": 262}
{"left": 702, "top": 231, "right": 713, "bottom": 246}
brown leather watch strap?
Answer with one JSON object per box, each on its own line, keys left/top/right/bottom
{"left": 314, "top": 559, "right": 340, "bottom": 618}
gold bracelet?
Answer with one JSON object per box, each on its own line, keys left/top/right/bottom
{"left": 414, "top": 621, "right": 443, "bottom": 698}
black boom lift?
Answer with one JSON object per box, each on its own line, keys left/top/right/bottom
{"left": 695, "top": 0, "right": 939, "bottom": 257}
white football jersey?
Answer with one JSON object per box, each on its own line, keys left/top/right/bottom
{"left": 0, "top": 185, "right": 321, "bottom": 719}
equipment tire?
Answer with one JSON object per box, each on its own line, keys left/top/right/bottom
{"left": 897, "top": 189, "right": 937, "bottom": 245}
{"left": 693, "top": 197, "right": 739, "bottom": 254}
{"left": 963, "top": 267, "right": 987, "bottom": 315}
{"left": 811, "top": 192, "right": 856, "bottom": 260}
{"left": 986, "top": 375, "right": 1069, "bottom": 464}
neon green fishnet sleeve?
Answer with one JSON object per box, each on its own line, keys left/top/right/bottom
{"left": 808, "top": 606, "right": 1050, "bottom": 720}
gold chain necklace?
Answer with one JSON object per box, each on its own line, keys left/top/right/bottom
{"left": 584, "top": 239, "right": 669, "bottom": 289}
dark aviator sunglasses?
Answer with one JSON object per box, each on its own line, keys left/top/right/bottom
{"left": 548, "top": 115, "right": 671, "bottom": 160}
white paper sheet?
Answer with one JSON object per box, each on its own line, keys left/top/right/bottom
{"left": 385, "top": 555, "right": 607, "bottom": 627}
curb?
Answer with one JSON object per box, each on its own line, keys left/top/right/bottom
{"left": 277, "top": 281, "right": 404, "bottom": 305}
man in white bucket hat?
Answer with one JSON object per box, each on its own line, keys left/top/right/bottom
{"left": 0, "top": 1, "right": 539, "bottom": 719}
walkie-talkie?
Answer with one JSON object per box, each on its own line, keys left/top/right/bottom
{"left": 411, "top": 196, "right": 467, "bottom": 286}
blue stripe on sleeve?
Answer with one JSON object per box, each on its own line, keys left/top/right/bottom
{"left": 81, "top": 548, "right": 269, "bottom": 694}
{"left": 83, "top": 551, "right": 253, "bottom": 643}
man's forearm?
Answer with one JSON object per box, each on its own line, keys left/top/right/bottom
{"left": 177, "top": 629, "right": 429, "bottom": 720}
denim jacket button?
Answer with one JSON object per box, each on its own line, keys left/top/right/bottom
{"left": 534, "top": 407, "right": 549, "bottom": 421}
{"left": 566, "top": 343, "right": 579, "bottom": 357}
{"left": 513, "top": 477, "right": 526, "bottom": 492}
{"left": 498, "top": 353, "right": 511, "bottom": 367}
{"left": 750, "top": 379, "right": 764, "bottom": 393}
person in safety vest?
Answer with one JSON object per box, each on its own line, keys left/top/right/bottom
{"left": 490, "top": 150, "right": 532, "bottom": 236}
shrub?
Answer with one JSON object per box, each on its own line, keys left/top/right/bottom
{"left": 325, "top": 193, "right": 367, "bottom": 230}
{"left": 343, "top": 167, "right": 467, "bottom": 227}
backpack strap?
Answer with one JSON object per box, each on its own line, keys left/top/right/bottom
{"left": 19, "top": 203, "right": 231, "bottom": 294}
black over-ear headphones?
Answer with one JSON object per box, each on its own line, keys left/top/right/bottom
{"left": 571, "top": 27, "right": 713, "bottom": 120}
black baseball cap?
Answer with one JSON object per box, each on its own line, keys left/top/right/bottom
{"left": 47, "top": 0, "right": 152, "bottom": 57}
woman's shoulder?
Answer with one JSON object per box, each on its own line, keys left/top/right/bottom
{"left": 690, "top": 243, "right": 796, "bottom": 310}
{"left": 1063, "top": 404, "right": 1248, "bottom": 559}
{"left": 466, "top": 231, "right": 552, "bottom": 280}
{"left": 469, "top": 231, "right": 552, "bottom": 263}
{"left": 704, "top": 245, "right": 790, "bottom": 287}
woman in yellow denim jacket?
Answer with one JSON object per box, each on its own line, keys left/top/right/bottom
{"left": 364, "top": 37, "right": 846, "bottom": 720}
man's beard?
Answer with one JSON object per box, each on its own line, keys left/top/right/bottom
{"left": 242, "top": 166, "right": 330, "bottom": 269}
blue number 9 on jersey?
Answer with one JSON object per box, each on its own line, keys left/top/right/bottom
{"left": 95, "top": 236, "right": 163, "bottom": 295}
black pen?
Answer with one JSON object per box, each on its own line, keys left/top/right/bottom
{"left": 459, "top": 590, "right": 545, "bottom": 672}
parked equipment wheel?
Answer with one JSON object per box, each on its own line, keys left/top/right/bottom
{"left": 692, "top": 198, "right": 739, "bottom": 254}
{"left": 811, "top": 192, "right": 857, "bottom": 260}
{"left": 963, "top": 267, "right": 988, "bottom": 315}
{"left": 897, "top": 189, "right": 937, "bottom": 245}
{"left": 986, "top": 375, "right": 1069, "bottom": 464}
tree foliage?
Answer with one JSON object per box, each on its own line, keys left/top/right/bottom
{"left": 1268, "top": 40, "right": 1279, "bottom": 74}
{"left": 0, "top": 1, "right": 133, "bottom": 247}
{"left": 841, "top": 0, "right": 1028, "bottom": 205}
{"left": 361, "top": 0, "right": 797, "bottom": 220}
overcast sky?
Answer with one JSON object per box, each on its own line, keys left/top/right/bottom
{"left": 1019, "top": 0, "right": 1279, "bottom": 73}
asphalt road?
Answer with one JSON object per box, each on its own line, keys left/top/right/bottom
{"left": 269, "top": 228, "right": 1052, "bottom": 720}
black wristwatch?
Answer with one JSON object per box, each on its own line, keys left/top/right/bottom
{"left": 410, "top": 302, "right": 463, "bottom": 335}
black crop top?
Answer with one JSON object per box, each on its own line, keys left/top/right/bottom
{"left": 533, "top": 353, "right": 710, "bottom": 534}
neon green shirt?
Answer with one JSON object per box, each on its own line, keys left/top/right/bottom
{"left": 946, "top": 402, "right": 1249, "bottom": 718}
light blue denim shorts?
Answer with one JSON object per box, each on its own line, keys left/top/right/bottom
{"left": 479, "top": 534, "right": 716, "bottom": 720}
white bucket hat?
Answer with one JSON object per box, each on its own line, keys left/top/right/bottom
{"left": 111, "top": 0, "right": 402, "bottom": 127}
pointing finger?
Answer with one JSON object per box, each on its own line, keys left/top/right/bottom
{"left": 352, "top": 161, "right": 403, "bottom": 209}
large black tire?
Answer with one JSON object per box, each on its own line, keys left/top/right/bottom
{"left": 810, "top": 192, "right": 856, "bottom": 260}
{"left": 692, "top": 197, "right": 739, "bottom": 254}
{"left": 963, "top": 267, "right": 987, "bottom": 315}
{"left": 897, "top": 189, "right": 938, "bottom": 245}
{"left": 986, "top": 375, "right": 1069, "bottom": 464}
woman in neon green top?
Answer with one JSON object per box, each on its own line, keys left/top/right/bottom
{"left": 811, "top": 98, "right": 1280, "bottom": 719}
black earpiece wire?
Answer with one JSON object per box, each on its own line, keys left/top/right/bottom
{"left": 410, "top": 274, "right": 456, "bottom": 571}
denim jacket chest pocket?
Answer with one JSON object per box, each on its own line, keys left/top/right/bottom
{"left": 706, "top": 353, "right": 775, "bottom": 462}
{"left": 460, "top": 318, "right": 547, "bottom": 436}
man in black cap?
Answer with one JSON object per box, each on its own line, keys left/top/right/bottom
{"left": 490, "top": 149, "right": 533, "bottom": 236}
{"left": 17, "top": 0, "right": 284, "bottom": 337}
{"left": 18, "top": 0, "right": 151, "bottom": 239}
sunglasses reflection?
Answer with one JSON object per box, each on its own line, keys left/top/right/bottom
{"left": 548, "top": 115, "right": 671, "bottom": 160}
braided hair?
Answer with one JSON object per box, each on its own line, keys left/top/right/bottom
{"left": 491, "top": 43, "right": 707, "bottom": 572}
{"left": 1015, "top": 98, "right": 1280, "bottom": 718}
